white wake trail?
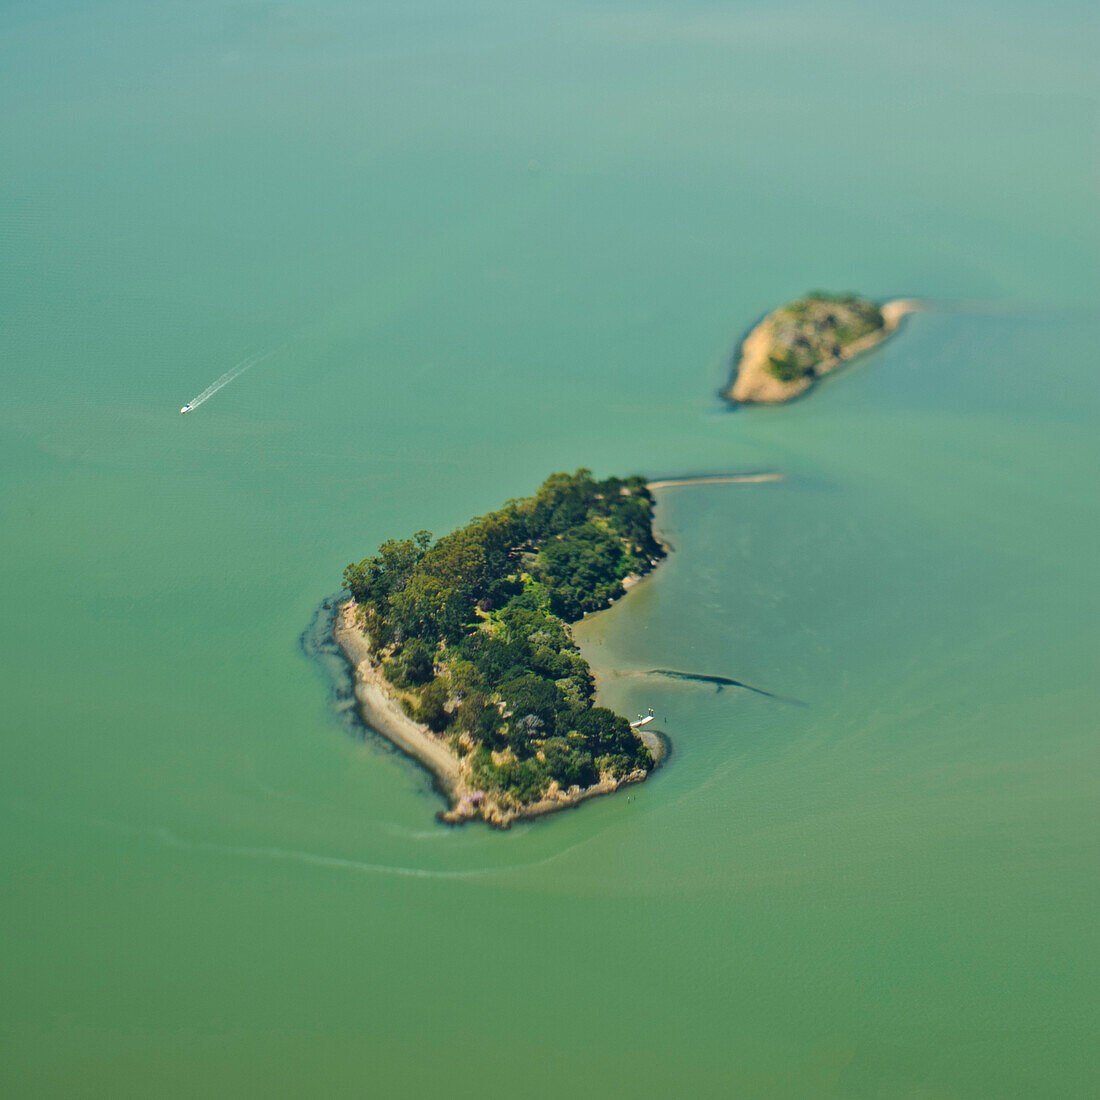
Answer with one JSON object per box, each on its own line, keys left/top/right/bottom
{"left": 183, "top": 351, "right": 270, "bottom": 411}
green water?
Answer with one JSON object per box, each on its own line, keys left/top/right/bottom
{"left": 2, "top": 2, "right": 1097, "bottom": 1096}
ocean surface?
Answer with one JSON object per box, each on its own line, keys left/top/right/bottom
{"left": 2, "top": 2, "right": 1097, "bottom": 1096}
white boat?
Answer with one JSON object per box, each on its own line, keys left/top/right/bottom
{"left": 630, "top": 708, "right": 655, "bottom": 728}
{"left": 180, "top": 404, "right": 193, "bottom": 415}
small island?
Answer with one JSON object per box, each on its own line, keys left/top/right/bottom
{"left": 725, "top": 292, "right": 920, "bottom": 404}
{"left": 335, "top": 470, "right": 666, "bottom": 828}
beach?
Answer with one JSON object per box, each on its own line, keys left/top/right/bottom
{"left": 332, "top": 601, "right": 462, "bottom": 796}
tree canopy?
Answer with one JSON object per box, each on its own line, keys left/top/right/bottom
{"left": 343, "top": 470, "right": 662, "bottom": 805}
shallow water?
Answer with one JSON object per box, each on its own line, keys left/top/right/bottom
{"left": 2, "top": 2, "right": 1097, "bottom": 1096}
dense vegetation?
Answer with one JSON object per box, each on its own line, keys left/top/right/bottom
{"left": 765, "top": 292, "right": 884, "bottom": 382}
{"left": 343, "top": 470, "right": 663, "bottom": 806}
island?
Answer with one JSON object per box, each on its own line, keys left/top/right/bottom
{"left": 725, "top": 292, "right": 920, "bottom": 404}
{"left": 335, "top": 469, "right": 666, "bottom": 828}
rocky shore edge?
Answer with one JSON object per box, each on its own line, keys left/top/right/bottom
{"left": 726, "top": 298, "right": 922, "bottom": 404}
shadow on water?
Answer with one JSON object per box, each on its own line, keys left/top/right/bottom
{"left": 646, "top": 668, "right": 806, "bottom": 706}
{"left": 298, "top": 594, "right": 413, "bottom": 764}
{"left": 299, "top": 595, "right": 358, "bottom": 729}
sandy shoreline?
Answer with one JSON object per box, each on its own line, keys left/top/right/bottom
{"left": 333, "top": 602, "right": 461, "bottom": 796}
{"left": 726, "top": 298, "right": 922, "bottom": 404}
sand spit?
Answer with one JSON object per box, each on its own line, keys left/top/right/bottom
{"left": 727, "top": 298, "right": 922, "bottom": 404}
{"left": 647, "top": 473, "right": 783, "bottom": 491}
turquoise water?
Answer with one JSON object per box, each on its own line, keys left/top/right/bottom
{"left": 2, "top": 2, "right": 1097, "bottom": 1096}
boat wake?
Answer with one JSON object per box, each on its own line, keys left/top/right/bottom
{"left": 1, "top": 798, "right": 593, "bottom": 882}
{"left": 180, "top": 350, "right": 271, "bottom": 414}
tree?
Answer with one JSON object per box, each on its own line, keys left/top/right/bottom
{"left": 397, "top": 637, "right": 434, "bottom": 687}
{"left": 576, "top": 706, "right": 649, "bottom": 768}
{"left": 454, "top": 691, "right": 488, "bottom": 734}
{"left": 536, "top": 523, "right": 627, "bottom": 621}
{"left": 416, "top": 677, "right": 450, "bottom": 732}
{"left": 446, "top": 659, "right": 484, "bottom": 697}
{"left": 456, "top": 631, "right": 528, "bottom": 687}
{"left": 541, "top": 737, "right": 598, "bottom": 788}
{"left": 391, "top": 573, "right": 469, "bottom": 642}
{"left": 524, "top": 469, "right": 598, "bottom": 541}
{"left": 499, "top": 673, "right": 566, "bottom": 735}
{"left": 476, "top": 704, "right": 505, "bottom": 748}
{"left": 343, "top": 531, "right": 431, "bottom": 607}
